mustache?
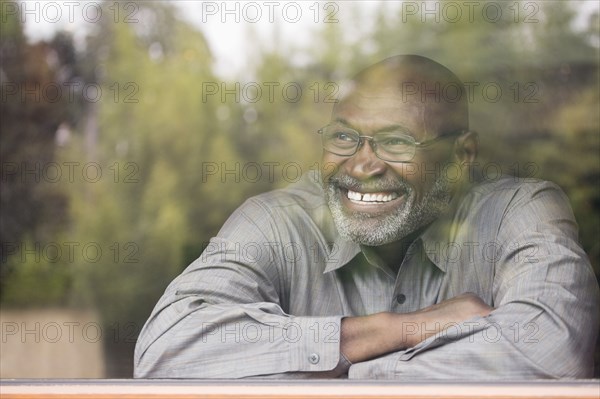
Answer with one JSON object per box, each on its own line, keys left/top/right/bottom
{"left": 326, "top": 173, "right": 411, "bottom": 193}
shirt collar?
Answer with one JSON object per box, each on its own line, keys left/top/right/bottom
{"left": 322, "top": 237, "right": 361, "bottom": 274}
{"left": 420, "top": 178, "right": 473, "bottom": 272}
{"left": 419, "top": 215, "right": 452, "bottom": 273}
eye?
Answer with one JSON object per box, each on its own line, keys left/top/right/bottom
{"left": 382, "top": 137, "right": 406, "bottom": 145}
{"left": 333, "top": 132, "right": 356, "bottom": 142}
{"left": 379, "top": 136, "right": 412, "bottom": 146}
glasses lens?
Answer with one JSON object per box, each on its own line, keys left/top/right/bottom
{"left": 321, "top": 126, "right": 359, "bottom": 155}
{"left": 374, "top": 132, "right": 416, "bottom": 162}
{"left": 319, "top": 126, "right": 421, "bottom": 162}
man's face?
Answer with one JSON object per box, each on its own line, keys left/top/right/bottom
{"left": 321, "top": 86, "right": 457, "bottom": 246}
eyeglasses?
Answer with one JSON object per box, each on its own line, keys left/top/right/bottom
{"left": 318, "top": 124, "right": 464, "bottom": 162}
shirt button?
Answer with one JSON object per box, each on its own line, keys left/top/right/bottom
{"left": 396, "top": 294, "right": 406, "bottom": 304}
{"left": 308, "top": 353, "right": 320, "bottom": 364}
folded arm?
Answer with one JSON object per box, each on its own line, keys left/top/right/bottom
{"left": 348, "top": 182, "right": 600, "bottom": 379}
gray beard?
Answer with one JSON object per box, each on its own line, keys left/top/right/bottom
{"left": 324, "top": 173, "right": 453, "bottom": 246}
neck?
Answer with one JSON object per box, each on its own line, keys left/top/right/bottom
{"left": 369, "top": 225, "right": 428, "bottom": 273}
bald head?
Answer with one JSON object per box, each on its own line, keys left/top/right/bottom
{"left": 335, "top": 55, "right": 469, "bottom": 139}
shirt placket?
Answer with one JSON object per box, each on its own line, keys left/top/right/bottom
{"left": 391, "top": 240, "right": 443, "bottom": 313}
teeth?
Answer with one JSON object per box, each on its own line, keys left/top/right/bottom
{"left": 348, "top": 190, "right": 361, "bottom": 201}
{"left": 346, "top": 190, "right": 399, "bottom": 203}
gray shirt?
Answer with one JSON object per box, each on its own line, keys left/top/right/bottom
{"left": 134, "top": 173, "right": 599, "bottom": 379}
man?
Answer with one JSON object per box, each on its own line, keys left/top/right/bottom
{"left": 134, "top": 55, "right": 599, "bottom": 379}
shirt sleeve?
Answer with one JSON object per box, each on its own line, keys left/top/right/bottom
{"left": 134, "top": 198, "right": 347, "bottom": 378}
{"left": 349, "top": 181, "right": 600, "bottom": 379}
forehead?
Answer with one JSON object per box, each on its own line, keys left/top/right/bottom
{"left": 332, "top": 89, "right": 427, "bottom": 138}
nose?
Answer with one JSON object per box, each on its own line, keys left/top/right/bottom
{"left": 344, "top": 137, "right": 387, "bottom": 180}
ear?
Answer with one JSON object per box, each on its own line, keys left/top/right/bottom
{"left": 453, "top": 130, "right": 478, "bottom": 164}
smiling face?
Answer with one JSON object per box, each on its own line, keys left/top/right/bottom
{"left": 321, "top": 56, "right": 470, "bottom": 245}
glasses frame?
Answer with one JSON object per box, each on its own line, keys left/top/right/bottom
{"left": 318, "top": 125, "right": 465, "bottom": 163}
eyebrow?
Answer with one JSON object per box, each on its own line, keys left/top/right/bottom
{"left": 333, "top": 117, "right": 414, "bottom": 136}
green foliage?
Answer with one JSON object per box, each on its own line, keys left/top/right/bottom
{"left": 1, "top": 238, "right": 72, "bottom": 307}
